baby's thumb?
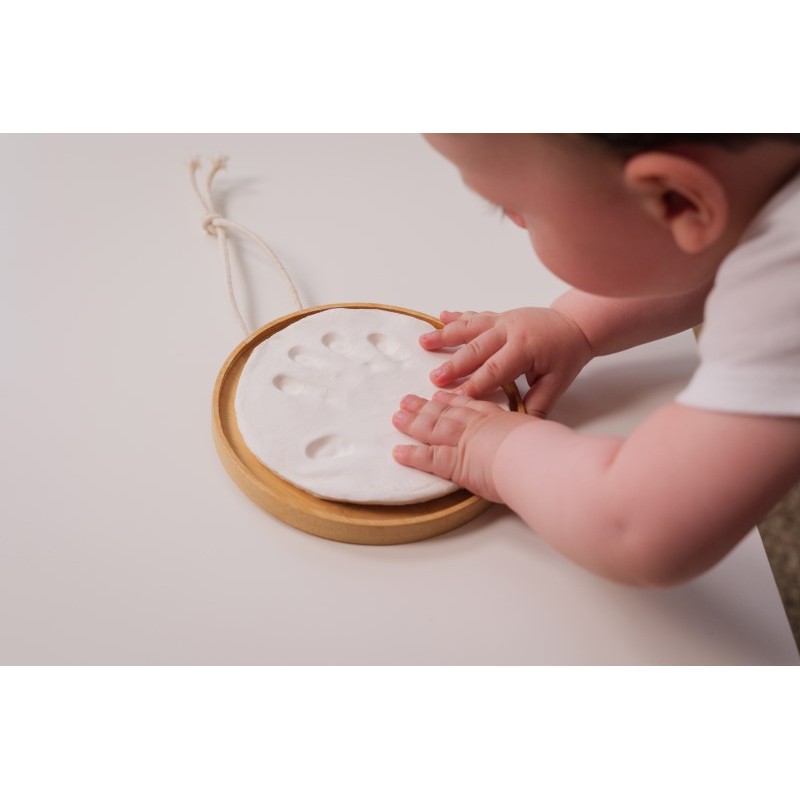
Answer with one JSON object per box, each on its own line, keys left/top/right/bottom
{"left": 522, "top": 374, "right": 565, "bottom": 419}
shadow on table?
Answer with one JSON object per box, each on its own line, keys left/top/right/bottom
{"left": 548, "top": 354, "right": 695, "bottom": 429}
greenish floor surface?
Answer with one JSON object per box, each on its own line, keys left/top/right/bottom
{"left": 759, "top": 481, "right": 800, "bottom": 656}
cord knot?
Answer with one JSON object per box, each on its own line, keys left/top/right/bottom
{"left": 202, "top": 213, "right": 223, "bottom": 236}
{"left": 190, "top": 156, "right": 303, "bottom": 335}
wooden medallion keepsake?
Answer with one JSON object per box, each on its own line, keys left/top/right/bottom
{"left": 213, "top": 302, "right": 526, "bottom": 544}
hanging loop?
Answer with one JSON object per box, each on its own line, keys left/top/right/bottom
{"left": 190, "top": 156, "right": 304, "bottom": 337}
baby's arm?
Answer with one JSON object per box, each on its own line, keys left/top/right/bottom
{"left": 426, "top": 280, "right": 713, "bottom": 416}
{"left": 393, "top": 393, "right": 800, "bottom": 586}
{"left": 551, "top": 280, "right": 713, "bottom": 356}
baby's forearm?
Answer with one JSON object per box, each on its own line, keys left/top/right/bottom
{"left": 551, "top": 281, "right": 713, "bottom": 357}
{"left": 490, "top": 404, "right": 800, "bottom": 586}
{"left": 492, "top": 421, "right": 635, "bottom": 580}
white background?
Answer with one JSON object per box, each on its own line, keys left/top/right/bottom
{"left": 2, "top": 2, "right": 799, "bottom": 797}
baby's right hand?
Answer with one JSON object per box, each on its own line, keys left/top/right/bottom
{"left": 420, "top": 307, "right": 593, "bottom": 417}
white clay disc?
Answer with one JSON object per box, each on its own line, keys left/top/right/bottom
{"left": 235, "top": 308, "right": 464, "bottom": 504}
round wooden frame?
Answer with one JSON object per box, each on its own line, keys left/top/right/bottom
{"left": 213, "top": 303, "right": 526, "bottom": 545}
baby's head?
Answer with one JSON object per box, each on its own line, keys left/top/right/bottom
{"left": 425, "top": 133, "right": 800, "bottom": 298}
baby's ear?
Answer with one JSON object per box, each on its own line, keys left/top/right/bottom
{"left": 623, "top": 152, "right": 728, "bottom": 254}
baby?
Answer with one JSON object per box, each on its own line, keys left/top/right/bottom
{"left": 392, "top": 133, "right": 800, "bottom": 586}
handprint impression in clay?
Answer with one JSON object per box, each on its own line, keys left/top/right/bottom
{"left": 271, "top": 329, "right": 413, "bottom": 406}
{"left": 234, "top": 308, "right": 458, "bottom": 503}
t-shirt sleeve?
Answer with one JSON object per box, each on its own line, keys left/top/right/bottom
{"left": 676, "top": 201, "right": 800, "bottom": 418}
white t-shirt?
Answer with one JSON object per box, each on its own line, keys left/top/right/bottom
{"left": 677, "top": 169, "right": 800, "bottom": 417}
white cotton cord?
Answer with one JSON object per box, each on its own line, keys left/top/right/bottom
{"left": 190, "top": 156, "right": 304, "bottom": 337}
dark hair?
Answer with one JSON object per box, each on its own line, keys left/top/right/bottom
{"left": 584, "top": 133, "right": 800, "bottom": 156}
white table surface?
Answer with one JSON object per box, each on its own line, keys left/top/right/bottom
{"left": 1, "top": 133, "right": 796, "bottom": 665}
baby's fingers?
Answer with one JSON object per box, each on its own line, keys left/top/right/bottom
{"left": 430, "top": 327, "right": 507, "bottom": 389}
{"left": 455, "top": 350, "right": 526, "bottom": 397}
{"left": 419, "top": 310, "right": 497, "bottom": 351}
{"left": 392, "top": 393, "right": 472, "bottom": 445}
{"left": 392, "top": 394, "right": 465, "bottom": 482}
{"left": 393, "top": 443, "right": 459, "bottom": 481}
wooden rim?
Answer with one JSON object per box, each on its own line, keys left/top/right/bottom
{"left": 212, "top": 303, "right": 526, "bottom": 545}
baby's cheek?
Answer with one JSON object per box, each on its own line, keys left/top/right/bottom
{"left": 532, "top": 232, "right": 599, "bottom": 293}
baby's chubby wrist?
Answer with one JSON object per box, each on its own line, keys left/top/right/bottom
{"left": 547, "top": 302, "right": 596, "bottom": 365}
{"left": 460, "top": 409, "right": 538, "bottom": 503}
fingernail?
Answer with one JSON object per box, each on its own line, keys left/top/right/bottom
{"left": 401, "top": 395, "right": 424, "bottom": 411}
{"left": 431, "top": 366, "right": 446, "bottom": 380}
{"left": 393, "top": 410, "right": 410, "bottom": 424}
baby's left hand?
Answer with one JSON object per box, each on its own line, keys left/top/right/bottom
{"left": 392, "top": 391, "right": 533, "bottom": 502}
